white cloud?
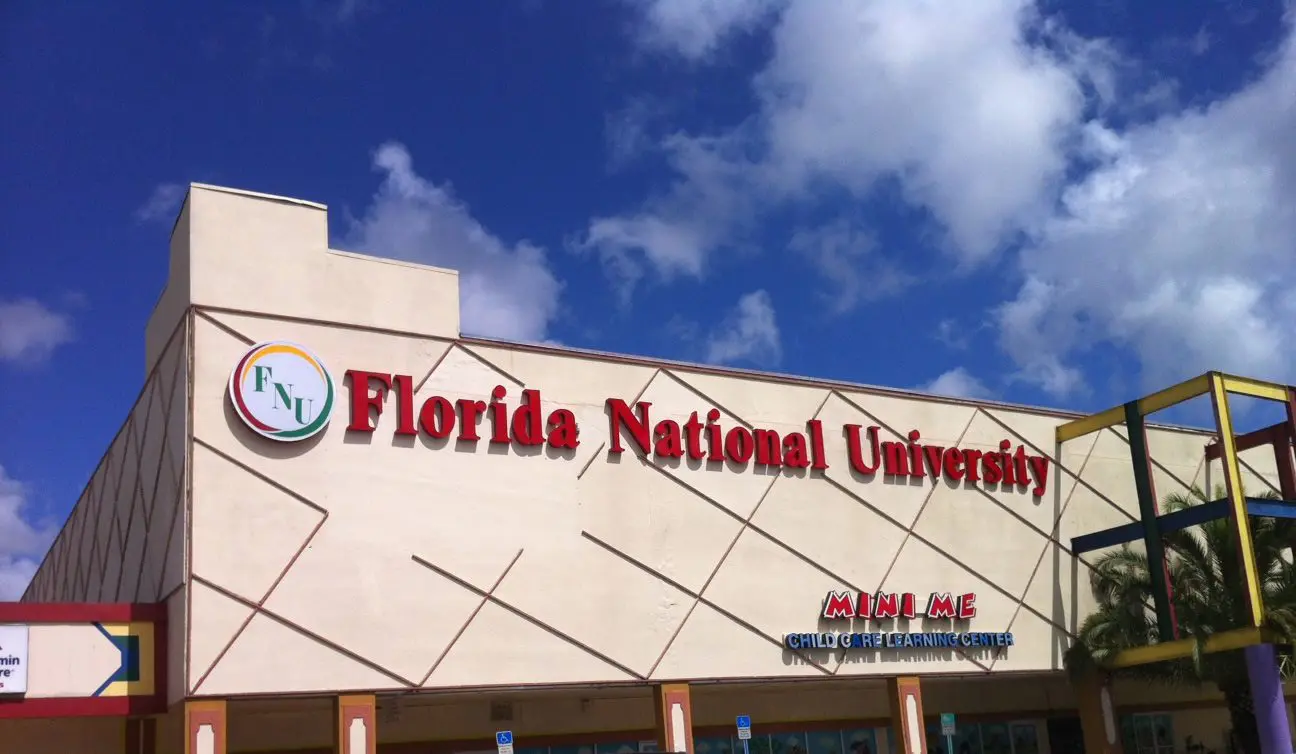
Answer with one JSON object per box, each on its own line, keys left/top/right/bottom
{"left": 0, "top": 466, "right": 56, "bottom": 600}
{"left": 706, "top": 289, "right": 781, "bottom": 366}
{"left": 0, "top": 298, "right": 74, "bottom": 365}
{"left": 611, "top": 1, "right": 1296, "bottom": 398}
{"left": 583, "top": 0, "right": 1098, "bottom": 297}
{"left": 788, "top": 218, "right": 913, "bottom": 314}
{"left": 133, "top": 183, "right": 186, "bottom": 224}
{"left": 579, "top": 131, "right": 762, "bottom": 301}
{"left": 347, "top": 142, "right": 563, "bottom": 343}
{"left": 629, "top": 0, "right": 785, "bottom": 60}
{"left": 917, "top": 367, "right": 994, "bottom": 400}
{"left": 1000, "top": 18, "right": 1296, "bottom": 395}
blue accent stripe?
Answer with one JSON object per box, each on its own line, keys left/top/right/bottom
{"left": 89, "top": 622, "right": 140, "bottom": 697}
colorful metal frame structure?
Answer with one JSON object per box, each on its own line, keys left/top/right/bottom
{"left": 1056, "top": 372, "right": 1296, "bottom": 670}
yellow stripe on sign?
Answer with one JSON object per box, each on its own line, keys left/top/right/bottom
{"left": 240, "top": 344, "right": 326, "bottom": 385}
{"left": 97, "top": 621, "right": 156, "bottom": 697}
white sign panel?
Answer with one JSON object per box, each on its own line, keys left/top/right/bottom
{"left": 0, "top": 624, "right": 29, "bottom": 695}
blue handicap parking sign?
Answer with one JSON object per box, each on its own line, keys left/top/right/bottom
{"left": 736, "top": 715, "right": 752, "bottom": 729}
{"left": 497, "top": 732, "right": 514, "bottom": 747}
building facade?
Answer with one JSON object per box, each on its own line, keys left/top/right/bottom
{"left": 0, "top": 184, "right": 1290, "bottom": 754}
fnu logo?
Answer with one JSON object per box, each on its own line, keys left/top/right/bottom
{"left": 228, "top": 341, "right": 335, "bottom": 442}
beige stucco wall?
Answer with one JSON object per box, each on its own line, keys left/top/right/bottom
{"left": 165, "top": 185, "right": 1284, "bottom": 698}
{"left": 17, "top": 185, "right": 1291, "bottom": 713}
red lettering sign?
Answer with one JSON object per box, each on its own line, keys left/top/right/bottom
{"left": 843, "top": 425, "right": 1049, "bottom": 497}
{"left": 340, "top": 378, "right": 1050, "bottom": 496}
{"left": 821, "top": 591, "right": 978, "bottom": 620}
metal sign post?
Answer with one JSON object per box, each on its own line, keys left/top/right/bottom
{"left": 940, "top": 714, "right": 956, "bottom": 754}
{"left": 497, "top": 731, "right": 514, "bottom": 754}
{"left": 736, "top": 715, "right": 752, "bottom": 754}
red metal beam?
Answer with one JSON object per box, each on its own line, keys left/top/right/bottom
{"left": 1205, "top": 423, "right": 1290, "bottom": 461}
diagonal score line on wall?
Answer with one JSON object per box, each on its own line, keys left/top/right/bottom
{"left": 636, "top": 458, "right": 870, "bottom": 597}
{"left": 581, "top": 532, "right": 833, "bottom": 678}
{"left": 830, "top": 403, "right": 990, "bottom": 674}
{"left": 414, "top": 548, "right": 525, "bottom": 687}
{"left": 17, "top": 312, "right": 188, "bottom": 603}
{"left": 659, "top": 369, "right": 756, "bottom": 430}
{"left": 113, "top": 421, "right": 144, "bottom": 565}
{"left": 977, "top": 409, "right": 1165, "bottom": 593}
{"left": 188, "top": 437, "right": 332, "bottom": 694}
{"left": 996, "top": 431, "right": 1103, "bottom": 660}
{"left": 153, "top": 463, "right": 189, "bottom": 602}
{"left": 454, "top": 343, "right": 526, "bottom": 388}
{"left": 643, "top": 470, "right": 781, "bottom": 678}
{"left": 195, "top": 309, "right": 255, "bottom": 346}
{"left": 410, "top": 553, "right": 645, "bottom": 681}
{"left": 981, "top": 407, "right": 1139, "bottom": 529}
{"left": 1234, "top": 454, "right": 1281, "bottom": 495}
{"left": 86, "top": 439, "right": 114, "bottom": 586}
{"left": 131, "top": 342, "right": 188, "bottom": 603}
{"left": 412, "top": 343, "right": 457, "bottom": 394}
{"left": 1104, "top": 423, "right": 1228, "bottom": 499}
{"left": 191, "top": 575, "right": 418, "bottom": 690}
{"left": 827, "top": 392, "right": 1085, "bottom": 639}
{"left": 643, "top": 388, "right": 834, "bottom": 678}
{"left": 124, "top": 374, "right": 170, "bottom": 599}
{"left": 819, "top": 468, "right": 1073, "bottom": 642}
{"left": 578, "top": 368, "right": 663, "bottom": 481}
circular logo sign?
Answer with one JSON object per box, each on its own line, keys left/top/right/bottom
{"left": 228, "top": 341, "right": 334, "bottom": 442}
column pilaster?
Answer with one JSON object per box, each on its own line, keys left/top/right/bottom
{"left": 184, "top": 700, "right": 227, "bottom": 754}
{"left": 1075, "top": 672, "right": 1123, "bottom": 754}
{"left": 654, "top": 683, "right": 695, "bottom": 754}
{"left": 886, "top": 676, "right": 926, "bottom": 754}
{"left": 335, "top": 694, "right": 378, "bottom": 754}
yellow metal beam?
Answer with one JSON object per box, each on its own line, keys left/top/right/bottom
{"left": 1056, "top": 406, "right": 1125, "bottom": 443}
{"left": 1104, "top": 626, "right": 1270, "bottom": 669}
{"left": 1055, "top": 374, "right": 1213, "bottom": 443}
{"left": 1138, "top": 373, "right": 1214, "bottom": 417}
{"left": 1220, "top": 374, "right": 1290, "bottom": 402}
{"left": 1210, "top": 373, "right": 1266, "bottom": 628}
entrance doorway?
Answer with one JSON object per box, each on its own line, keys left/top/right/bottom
{"left": 1044, "top": 718, "right": 1084, "bottom": 754}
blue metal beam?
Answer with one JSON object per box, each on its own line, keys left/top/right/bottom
{"left": 1069, "top": 498, "right": 1296, "bottom": 554}
{"left": 1246, "top": 498, "right": 1296, "bottom": 519}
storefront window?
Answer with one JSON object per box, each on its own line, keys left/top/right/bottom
{"left": 923, "top": 721, "right": 1041, "bottom": 754}
{"left": 807, "top": 730, "right": 847, "bottom": 754}
{"left": 538, "top": 728, "right": 885, "bottom": 754}
{"left": 842, "top": 728, "right": 878, "bottom": 754}
{"left": 1120, "top": 713, "right": 1174, "bottom": 754}
{"left": 696, "top": 736, "right": 737, "bottom": 754}
{"left": 1008, "top": 724, "right": 1037, "bottom": 754}
{"left": 978, "top": 723, "right": 1009, "bottom": 754}
{"left": 748, "top": 734, "right": 775, "bottom": 754}
{"left": 769, "top": 733, "right": 806, "bottom": 754}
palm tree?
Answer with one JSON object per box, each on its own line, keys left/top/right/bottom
{"left": 1063, "top": 485, "right": 1296, "bottom": 754}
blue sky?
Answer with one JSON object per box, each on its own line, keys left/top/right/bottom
{"left": 2, "top": 0, "right": 1295, "bottom": 597}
